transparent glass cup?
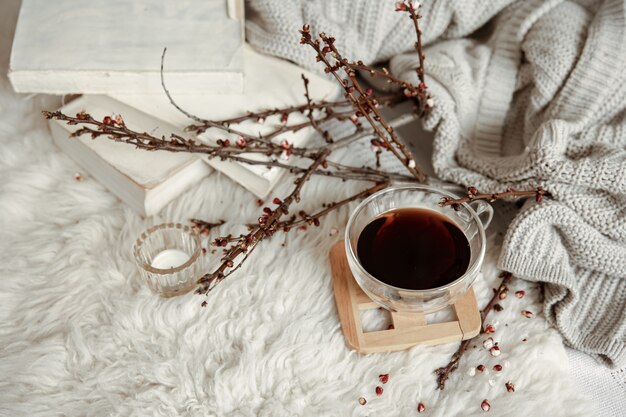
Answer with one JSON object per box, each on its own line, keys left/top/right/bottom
{"left": 133, "top": 223, "right": 203, "bottom": 297}
{"left": 345, "top": 185, "right": 493, "bottom": 314}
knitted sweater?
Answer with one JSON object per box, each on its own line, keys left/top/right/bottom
{"left": 246, "top": 0, "right": 626, "bottom": 368}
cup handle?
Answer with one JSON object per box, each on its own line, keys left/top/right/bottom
{"left": 468, "top": 200, "right": 494, "bottom": 230}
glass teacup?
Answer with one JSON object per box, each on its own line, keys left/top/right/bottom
{"left": 345, "top": 184, "right": 493, "bottom": 314}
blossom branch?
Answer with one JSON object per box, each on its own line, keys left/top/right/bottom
{"left": 398, "top": 1, "right": 428, "bottom": 88}
{"left": 434, "top": 272, "right": 513, "bottom": 390}
{"left": 302, "top": 74, "right": 333, "bottom": 143}
{"left": 439, "top": 186, "right": 545, "bottom": 210}
{"left": 275, "top": 182, "right": 388, "bottom": 231}
{"left": 299, "top": 26, "right": 427, "bottom": 182}
{"left": 196, "top": 149, "right": 331, "bottom": 294}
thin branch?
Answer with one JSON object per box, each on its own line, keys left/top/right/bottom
{"left": 190, "top": 219, "right": 225, "bottom": 235}
{"left": 301, "top": 74, "right": 333, "bottom": 143}
{"left": 205, "top": 99, "right": 352, "bottom": 127}
{"left": 299, "top": 26, "right": 427, "bottom": 182}
{"left": 403, "top": 1, "right": 427, "bottom": 88}
{"left": 160, "top": 48, "right": 204, "bottom": 124}
{"left": 439, "top": 186, "right": 545, "bottom": 209}
{"left": 434, "top": 272, "right": 513, "bottom": 390}
{"left": 196, "top": 149, "right": 331, "bottom": 293}
{"left": 276, "top": 182, "right": 388, "bottom": 231}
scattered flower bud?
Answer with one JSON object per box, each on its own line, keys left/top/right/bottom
{"left": 236, "top": 137, "right": 247, "bottom": 148}
{"left": 494, "top": 304, "right": 504, "bottom": 312}
{"left": 536, "top": 191, "right": 543, "bottom": 203}
{"left": 114, "top": 114, "right": 124, "bottom": 125}
{"left": 201, "top": 301, "right": 208, "bottom": 307}
{"left": 484, "top": 324, "right": 496, "bottom": 334}
{"left": 493, "top": 364, "right": 503, "bottom": 372}
{"left": 426, "top": 98, "right": 435, "bottom": 108}
{"left": 408, "top": 159, "right": 416, "bottom": 169}
{"left": 483, "top": 338, "right": 494, "bottom": 349}
{"left": 273, "top": 197, "right": 282, "bottom": 205}
{"left": 74, "top": 173, "right": 84, "bottom": 181}
{"left": 329, "top": 227, "right": 339, "bottom": 237}
{"left": 365, "top": 88, "right": 373, "bottom": 95}
{"left": 417, "top": 403, "right": 426, "bottom": 413}
{"left": 256, "top": 199, "right": 264, "bottom": 206}
{"left": 505, "top": 382, "right": 515, "bottom": 392}
{"left": 481, "top": 399, "right": 491, "bottom": 412}
{"left": 489, "top": 346, "right": 501, "bottom": 357}
{"left": 280, "top": 114, "right": 288, "bottom": 124}
{"left": 498, "top": 291, "right": 508, "bottom": 300}
{"left": 202, "top": 248, "right": 207, "bottom": 255}
{"left": 521, "top": 310, "right": 533, "bottom": 318}
{"left": 379, "top": 374, "right": 389, "bottom": 384}
{"left": 476, "top": 364, "right": 486, "bottom": 373}
{"left": 375, "top": 386, "right": 383, "bottom": 396}
{"left": 102, "top": 116, "right": 113, "bottom": 125}
{"left": 515, "top": 290, "right": 525, "bottom": 298}
{"left": 358, "top": 397, "right": 367, "bottom": 405}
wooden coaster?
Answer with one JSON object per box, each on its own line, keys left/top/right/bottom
{"left": 329, "top": 241, "right": 481, "bottom": 354}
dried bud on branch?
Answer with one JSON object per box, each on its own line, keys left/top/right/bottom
{"left": 439, "top": 187, "right": 546, "bottom": 207}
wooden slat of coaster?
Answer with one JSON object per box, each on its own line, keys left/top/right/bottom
{"left": 454, "top": 287, "right": 482, "bottom": 339}
{"left": 329, "top": 241, "right": 481, "bottom": 354}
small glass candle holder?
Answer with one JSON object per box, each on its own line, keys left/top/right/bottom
{"left": 133, "top": 223, "right": 203, "bottom": 297}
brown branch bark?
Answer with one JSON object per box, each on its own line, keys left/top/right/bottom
{"left": 439, "top": 187, "right": 545, "bottom": 209}
{"left": 276, "top": 182, "right": 388, "bottom": 231}
{"left": 434, "top": 272, "right": 513, "bottom": 390}
{"left": 299, "top": 27, "right": 427, "bottom": 182}
{"left": 301, "top": 74, "right": 333, "bottom": 143}
{"left": 196, "top": 149, "right": 331, "bottom": 293}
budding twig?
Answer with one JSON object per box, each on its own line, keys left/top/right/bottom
{"left": 196, "top": 149, "right": 331, "bottom": 294}
{"left": 439, "top": 186, "right": 545, "bottom": 210}
{"left": 434, "top": 272, "right": 513, "bottom": 390}
{"left": 299, "top": 26, "right": 427, "bottom": 182}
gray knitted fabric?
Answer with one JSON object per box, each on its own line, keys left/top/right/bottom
{"left": 246, "top": 0, "right": 626, "bottom": 368}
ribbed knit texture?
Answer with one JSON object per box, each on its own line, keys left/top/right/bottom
{"left": 246, "top": 0, "right": 626, "bottom": 368}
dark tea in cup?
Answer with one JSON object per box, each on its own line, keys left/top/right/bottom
{"left": 356, "top": 208, "right": 470, "bottom": 290}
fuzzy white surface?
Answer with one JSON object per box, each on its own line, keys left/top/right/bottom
{"left": 0, "top": 2, "right": 592, "bottom": 416}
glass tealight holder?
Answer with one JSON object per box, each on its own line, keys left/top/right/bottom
{"left": 133, "top": 223, "right": 203, "bottom": 297}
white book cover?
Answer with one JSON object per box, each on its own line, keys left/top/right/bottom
{"left": 112, "top": 45, "right": 340, "bottom": 197}
{"left": 48, "top": 95, "right": 211, "bottom": 216}
{"left": 10, "top": 0, "right": 244, "bottom": 95}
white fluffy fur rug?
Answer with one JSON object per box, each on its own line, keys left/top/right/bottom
{"left": 0, "top": 4, "right": 592, "bottom": 417}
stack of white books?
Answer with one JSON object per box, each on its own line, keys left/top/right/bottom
{"left": 9, "top": 0, "right": 338, "bottom": 216}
